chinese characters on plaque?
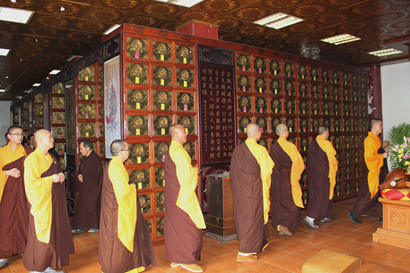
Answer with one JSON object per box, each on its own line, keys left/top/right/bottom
{"left": 198, "top": 45, "right": 235, "bottom": 163}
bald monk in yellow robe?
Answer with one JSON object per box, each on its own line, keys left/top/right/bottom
{"left": 0, "top": 126, "right": 29, "bottom": 268}
{"left": 164, "top": 124, "right": 205, "bottom": 272}
{"left": 99, "top": 140, "right": 156, "bottom": 273}
{"left": 270, "top": 124, "right": 305, "bottom": 235}
{"left": 23, "top": 129, "right": 74, "bottom": 273}
{"left": 230, "top": 123, "right": 274, "bottom": 262}
{"left": 349, "top": 119, "right": 387, "bottom": 224}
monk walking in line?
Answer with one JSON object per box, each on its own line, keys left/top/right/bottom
{"left": 0, "top": 126, "right": 29, "bottom": 268}
{"left": 230, "top": 123, "right": 274, "bottom": 262}
{"left": 164, "top": 124, "right": 205, "bottom": 272}
{"left": 23, "top": 129, "right": 74, "bottom": 273}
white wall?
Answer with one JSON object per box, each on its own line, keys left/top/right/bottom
{"left": 0, "top": 101, "right": 12, "bottom": 147}
{"left": 381, "top": 61, "right": 410, "bottom": 139}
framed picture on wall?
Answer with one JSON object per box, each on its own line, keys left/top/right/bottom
{"left": 104, "top": 56, "right": 121, "bottom": 158}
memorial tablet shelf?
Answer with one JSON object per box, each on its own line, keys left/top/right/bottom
{"left": 50, "top": 82, "right": 66, "bottom": 169}
{"left": 75, "top": 63, "right": 105, "bottom": 161}
{"left": 32, "top": 93, "right": 44, "bottom": 130}
{"left": 233, "top": 52, "right": 367, "bottom": 202}
{"left": 122, "top": 32, "right": 198, "bottom": 245}
{"left": 12, "top": 106, "right": 19, "bottom": 126}
{"left": 21, "top": 101, "right": 29, "bottom": 136}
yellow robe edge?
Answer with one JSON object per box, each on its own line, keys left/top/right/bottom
{"left": 316, "top": 135, "right": 339, "bottom": 200}
{"left": 108, "top": 156, "right": 137, "bottom": 252}
{"left": 169, "top": 140, "right": 205, "bottom": 229}
{"left": 0, "top": 143, "right": 26, "bottom": 203}
{"left": 24, "top": 147, "right": 53, "bottom": 244}
{"left": 277, "top": 137, "right": 305, "bottom": 208}
{"left": 364, "top": 132, "right": 384, "bottom": 199}
{"left": 245, "top": 138, "right": 274, "bottom": 224}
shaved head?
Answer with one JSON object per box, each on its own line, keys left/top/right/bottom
{"left": 275, "top": 124, "right": 288, "bottom": 137}
{"left": 169, "top": 123, "right": 187, "bottom": 144}
{"left": 110, "top": 139, "right": 127, "bottom": 156}
{"left": 246, "top": 123, "right": 261, "bottom": 140}
{"left": 35, "top": 129, "right": 54, "bottom": 153}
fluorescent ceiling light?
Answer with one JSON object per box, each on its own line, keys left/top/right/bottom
{"left": 104, "top": 24, "right": 120, "bottom": 35}
{"left": 0, "top": 89, "right": 5, "bottom": 92}
{"left": 49, "top": 69, "right": 60, "bottom": 75}
{"left": 321, "top": 34, "right": 361, "bottom": 45}
{"left": 16, "top": 95, "right": 22, "bottom": 99}
{"left": 155, "top": 0, "right": 205, "bottom": 8}
{"left": 0, "top": 6, "right": 34, "bottom": 24}
{"left": 254, "top": 13, "right": 303, "bottom": 29}
{"left": 368, "top": 48, "right": 404, "bottom": 57}
{"left": 32, "top": 83, "right": 41, "bottom": 87}
{"left": 0, "top": 48, "right": 10, "bottom": 56}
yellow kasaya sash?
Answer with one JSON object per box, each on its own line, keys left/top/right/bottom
{"left": 169, "top": 140, "right": 206, "bottom": 229}
{"left": 24, "top": 147, "right": 53, "bottom": 243}
{"left": 108, "top": 156, "right": 137, "bottom": 252}
{"left": 316, "top": 135, "right": 339, "bottom": 200}
{"left": 245, "top": 138, "right": 274, "bottom": 224}
{"left": 0, "top": 143, "right": 26, "bottom": 203}
{"left": 277, "top": 137, "right": 305, "bottom": 208}
{"left": 364, "top": 132, "right": 384, "bottom": 198}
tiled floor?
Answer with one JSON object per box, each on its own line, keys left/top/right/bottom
{"left": 1, "top": 199, "right": 409, "bottom": 273}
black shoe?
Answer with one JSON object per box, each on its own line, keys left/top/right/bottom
{"left": 348, "top": 211, "right": 361, "bottom": 224}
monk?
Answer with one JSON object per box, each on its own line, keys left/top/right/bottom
{"left": 164, "top": 124, "right": 205, "bottom": 272}
{"left": 270, "top": 124, "right": 304, "bottom": 236}
{"left": 230, "top": 123, "right": 274, "bottom": 262}
{"left": 72, "top": 138, "right": 103, "bottom": 234}
{"left": 0, "top": 126, "right": 29, "bottom": 268}
{"left": 23, "top": 129, "right": 74, "bottom": 273}
{"left": 304, "top": 126, "right": 338, "bottom": 229}
{"left": 349, "top": 119, "right": 387, "bottom": 224}
{"left": 99, "top": 140, "right": 156, "bottom": 273}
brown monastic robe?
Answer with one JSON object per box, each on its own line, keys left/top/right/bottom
{"left": 230, "top": 143, "right": 268, "bottom": 253}
{"left": 99, "top": 160, "right": 156, "bottom": 273}
{"left": 306, "top": 139, "right": 332, "bottom": 219}
{"left": 24, "top": 157, "right": 74, "bottom": 271}
{"left": 0, "top": 157, "right": 28, "bottom": 258}
{"left": 72, "top": 151, "right": 102, "bottom": 229}
{"left": 164, "top": 151, "right": 203, "bottom": 264}
{"left": 269, "top": 142, "right": 301, "bottom": 228}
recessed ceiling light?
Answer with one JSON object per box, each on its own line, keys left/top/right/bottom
{"left": 0, "top": 89, "right": 5, "bottom": 92}
{"left": 60, "top": 6, "right": 65, "bottom": 11}
{"left": 10, "top": 0, "right": 17, "bottom": 3}
{"left": 0, "top": 6, "right": 34, "bottom": 24}
{"left": 321, "top": 34, "right": 361, "bottom": 45}
{"left": 49, "top": 69, "right": 60, "bottom": 75}
{"left": 368, "top": 48, "right": 404, "bottom": 57}
{"left": 0, "top": 48, "right": 10, "bottom": 56}
{"left": 103, "top": 24, "right": 121, "bottom": 35}
{"left": 155, "top": 0, "right": 205, "bottom": 8}
{"left": 33, "top": 83, "right": 41, "bottom": 87}
{"left": 254, "top": 13, "right": 304, "bottom": 29}
{"left": 5, "top": 75, "right": 8, "bottom": 78}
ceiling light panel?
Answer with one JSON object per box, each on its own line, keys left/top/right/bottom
{"left": 155, "top": 0, "right": 205, "bottom": 8}
{"left": 321, "top": 34, "right": 361, "bottom": 45}
{"left": 33, "top": 83, "right": 41, "bottom": 87}
{"left": 254, "top": 13, "right": 304, "bottom": 29}
{"left": 0, "top": 48, "right": 10, "bottom": 56}
{"left": 0, "top": 6, "right": 34, "bottom": 24}
{"left": 49, "top": 69, "right": 60, "bottom": 75}
{"left": 368, "top": 48, "right": 404, "bottom": 57}
{"left": 103, "top": 24, "right": 120, "bottom": 35}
